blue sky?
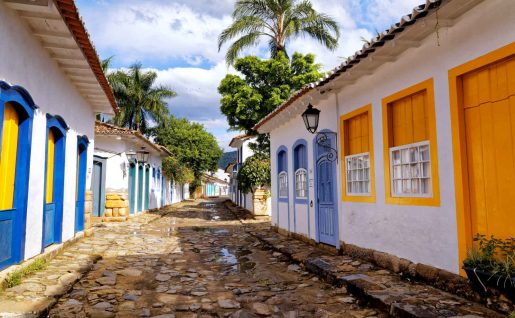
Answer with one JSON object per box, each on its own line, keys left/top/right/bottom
{"left": 76, "top": 0, "right": 421, "bottom": 151}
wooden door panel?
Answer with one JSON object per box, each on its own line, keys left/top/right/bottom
{"left": 464, "top": 56, "right": 515, "bottom": 240}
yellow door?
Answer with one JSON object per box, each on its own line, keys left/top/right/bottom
{"left": 463, "top": 55, "right": 515, "bottom": 239}
{"left": 0, "top": 103, "right": 19, "bottom": 210}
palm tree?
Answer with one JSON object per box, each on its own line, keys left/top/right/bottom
{"left": 105, "top": 62, "right": 176, "bottom": 134}
{"left": 218, "top": 0, "right": 340, "bottom": 65}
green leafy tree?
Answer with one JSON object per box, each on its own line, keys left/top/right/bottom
{"left": 105, "top": 62, "right": 176, "bottom": 135}
{"left": 154, "top": 116, "right": 223, "bottom": 184}
{"left": 237, "top": 154, "right": 271, "bottom": 194}
{"left": 218, "top": 52, "right": 323, "bottom": 133}
{"left": 218, "top": 0, "right": 340, "bottom": 65}
{"left": 162, "top": 156, "right": 195, "bottom": 185}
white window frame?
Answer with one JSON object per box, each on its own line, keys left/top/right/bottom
{"left": 278, "top": 171, "right": 288, "bottom": 198}
{"left": 294, "top": 168, "right": 308, "bottom": 199}
{"left": 389, "top": 140, "right": 432, "bottom": 198}
{"left": 344, "top": 152, "right": 371, "bottom": 196}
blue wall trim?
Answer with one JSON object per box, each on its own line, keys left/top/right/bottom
{"left": 0, "top": 83, "right": 35, "bottom": 270}
{"left": 276, "top": 145, "right": 289, "bottom": 231}
{"left": 291, "top": 139, "right": 308, "bottom": 233}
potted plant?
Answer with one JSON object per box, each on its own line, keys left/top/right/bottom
{"left": 463, "top": 234, "right": 515, "bottom": 300}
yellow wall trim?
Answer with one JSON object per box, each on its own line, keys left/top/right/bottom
{"left": 448, "top": 42, "right": 515, "bottom": 276}
{"left": 381, "top": 78, "right": 440, "bottom": 206}
{"left": 340, "top": 104, "right": 376, "bottom": 203}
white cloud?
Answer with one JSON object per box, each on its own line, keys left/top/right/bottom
{"left": 145, "top": 62, "right": 233, "bottom": 121}
{"left": 78, "top": 0, "right": 422, "bottom": 151}
{"left": 79, "top": 1, "right": 233, "bottom": 65}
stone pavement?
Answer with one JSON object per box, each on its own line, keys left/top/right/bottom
{"left": 0, "top": 199, "right": 382, "bottom": 318}
{"left": 225, "top": 202, "right": 506, "bottom": 318}
{"left": 0, "top": 199, "right": 505, "bottom": 318}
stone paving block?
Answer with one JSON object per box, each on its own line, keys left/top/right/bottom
{"left": 245, "top": 220, "right": 505, "bottom": 318}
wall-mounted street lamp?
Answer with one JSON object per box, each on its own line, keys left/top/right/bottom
{"left": 301, "top": 104, "right": 338, "bottom": 163}
{"left": 126, "top": 150, "right": 137, "bottom": 161}
{"left": 136, "top": 147, "right": 150, "bottom": 163}
{"left": 126, "top": 147, "right": 149, "bottom": 163}
{"left": 301, "top": 103, "right": 321, "bottom": 134}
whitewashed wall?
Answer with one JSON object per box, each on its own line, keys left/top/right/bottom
{"left": 0, "top": 4, "right": 98, "bottom": 260}
{"left": 268, "top": 0, "right": 515, "bottom": 274}
{"left": 270, "top": 96, "right": 339, "bottom": 239}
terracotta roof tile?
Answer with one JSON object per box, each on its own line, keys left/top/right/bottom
{"left": 254, "top": 0, "right": 442, "bottom": 131}
{"left": 54, "top": 0, "right": 118, "bottom": 114}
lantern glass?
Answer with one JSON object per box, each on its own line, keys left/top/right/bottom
{"left": 126, "top": 151, "right": 136, "bottom": 161}
{"left": 142, "top": 151, "right": 149, "bottom": 163}
{"left": 301, "top": 104, "right": 320, "bottom": 134}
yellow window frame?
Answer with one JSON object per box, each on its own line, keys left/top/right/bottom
{"left": 340, "top": 104, "right": 376, "bottom": 203}
{"left": 449, "top": 42, "right": 515, "bottom": 276}
{"left": 382, "top": 78, "right": 440, "bottom": 206}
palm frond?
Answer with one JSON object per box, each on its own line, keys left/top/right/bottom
{"left": 225, "top": 32, "right": 263, "bottom": 65}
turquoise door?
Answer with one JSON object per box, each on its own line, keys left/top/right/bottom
{"left": 316, "top": 133, "right": 338, "bottom": 246}
{"left": 129, "top": 163, "right": 136, "bottom": 215}
{"left": 145, "top": 166, "right": 150, "bottom": 210}
{"left": 137, "top": 164, "right": 143, "bottom": 212}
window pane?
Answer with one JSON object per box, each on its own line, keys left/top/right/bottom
{"left": 345, "top": 152, "right": 371, "bottom": 195}
{"left": 389, "top": 141, "right": 431, "bottom": 197}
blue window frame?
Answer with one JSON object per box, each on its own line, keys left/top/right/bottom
{"left": 277, "top": 146, "right": 288, "bottom": 202}
{"left": 293, "top": 139, "right": 308, "bottom": 202}
{"left": 0, "top": 82, "right": 37, "bottom": 270}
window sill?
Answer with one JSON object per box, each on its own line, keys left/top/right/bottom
{"left": 385, "top": 196, "right": 440, "bottom": 206}
{"left": 294, "top": 198, "right": 308, "bottom": 204}
{"left": 342, "top": 194, "right": 376, "bottom": 203}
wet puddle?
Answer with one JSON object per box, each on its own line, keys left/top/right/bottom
{"left": 192, "top": 227, "right": 230, "bottom": 235}
{"left": 218, "top": 247, "right": 256, "bottom": 273}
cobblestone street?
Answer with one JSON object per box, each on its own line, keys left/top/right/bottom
{"left": 41, "top": 199, "right": 380, "bottom": 318}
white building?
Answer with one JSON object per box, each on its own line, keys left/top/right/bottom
{"left": 255, "top": 0, "right": 515, "bottom": 275}
{"left": 93, "top": 122, "right": 189, "bottom": 220}
{"left": 228, "top": 135, "right": 256, "bottom": 212}
{"left": 0, "top": 0, "right": 117, "bottom": 271}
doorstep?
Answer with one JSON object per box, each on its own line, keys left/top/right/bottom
{"left": 244, "top": 224, "right": 505, "bottom": 318}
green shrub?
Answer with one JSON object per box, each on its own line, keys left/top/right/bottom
{"left": 464, "top": 234, "right": 515, "bottom": 279}
{"left": 237, "top": 154, "right": 271, "bottom": 194}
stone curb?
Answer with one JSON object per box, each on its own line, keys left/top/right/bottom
{"left": 0, "top": 232, "right": 87, "bottom": 289}
{"left": 0, "top": 254, "right": 101, "bottom": 318}
{"left": 223, "top": 201, "right": 505, "bottom": 318}
{"left": 249, "top": 231, "right": 504, "bottom": 318}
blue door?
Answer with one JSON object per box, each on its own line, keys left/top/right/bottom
{"left": 316, "top": 133, "right": 338, "bottom": 246}
{"left": 75, "top": 136, "right": 88, "bottom": 232}
{"left": 43, "top": 116, "right": 67, "bottom": 248}
{"left": 0, "top": 87, "right": 35, "bottom": 270}
{"left": 91, "top": 161, "right": 103, "bottom": 217}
